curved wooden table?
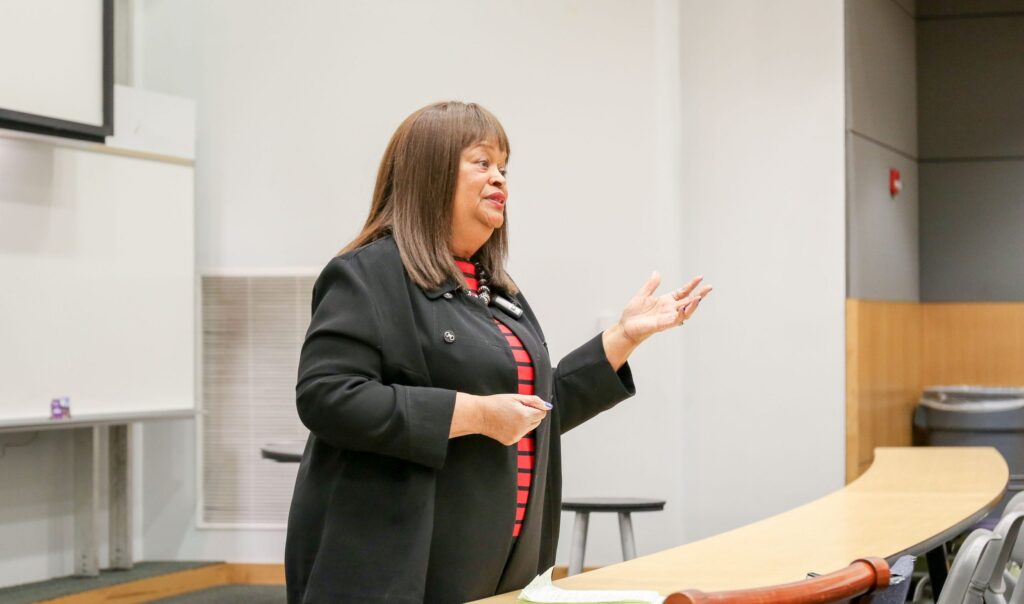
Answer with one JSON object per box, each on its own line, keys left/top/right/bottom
{"left": 471, "top": 447, "right": 1008, "bottom": 603}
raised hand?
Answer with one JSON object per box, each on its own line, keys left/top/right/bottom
{"left": 617, "top": 272, "right": 712, "bottom": 345}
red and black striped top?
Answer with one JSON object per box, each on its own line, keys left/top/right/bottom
{"left": 455, "top": 259, "right": 536, "bottom": 539}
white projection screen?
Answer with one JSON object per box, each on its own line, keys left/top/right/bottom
{"left": 0, "top": 0, "right": 113, "bottom": 142}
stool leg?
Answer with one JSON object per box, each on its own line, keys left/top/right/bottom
{"left": 618, "top": 512, "right": 636, "bottom": 560}
{"left": 568, "top": 511, "right": 590, "bottom": 576}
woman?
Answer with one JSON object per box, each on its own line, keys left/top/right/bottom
{"left": 285, "top": 101, "right": 710, "bottom": 603}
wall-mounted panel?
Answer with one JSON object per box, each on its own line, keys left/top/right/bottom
{"left": 847, "top": 133, "right": 919, "bottom": 301}
{"left": 0, "top": 0, "right": 113, "bottom": 141}
{"left": 920, "top": 160, "right": 1024, "bottom": 301}
{"left": 847, "top": 0, "right": 917, "bottom": 156}
{"left": 918, "top": 16, "right": 1024, "bottom": 158}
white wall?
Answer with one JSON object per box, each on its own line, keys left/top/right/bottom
{"left": 676, "top": 0, "right": 847, "bottom": 539}
{"left": 0, "top": 0, "right": 845, "bottom": 587}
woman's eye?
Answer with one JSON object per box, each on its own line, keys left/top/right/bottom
{"left": 474, "top": 158, "right": 505, "bottom": 176}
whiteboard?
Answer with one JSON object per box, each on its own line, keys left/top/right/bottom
{"left": 0, "top": 135, "right": 194, "bottom": 423}
{"left": 0, "top": 0, "right": 110, "bottom": 139}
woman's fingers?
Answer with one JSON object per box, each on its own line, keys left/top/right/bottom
{"left": 689, "top": 286, "right": 712, "bottom": 309}
{"left": 636, "top": 273, "right": 707, "bottom": 306}
{"left": 682, "top": 286, "right": 712, "bottom": 320}
{"left": 634, "top": 270, "right": 662, "bottom": 299}
{"left": 481, "top": 394, "right": 552, "bottom": 445}
{"left": 615, "top": 280, "right": 711, "bottom": 342}
{"left": 673, "top": 294, "right": 701, "bottom": 312}
{"left": 671, "top": 276, "right": 704, "bottom": 301}
{"left": 675, "top": 286, "right": 712, "bottom": 310}
{"left": 517, "top": 397, "right": 548, "bottom": 440}
{"left": 518, "top": 395, "right": 553, "bottom": 412}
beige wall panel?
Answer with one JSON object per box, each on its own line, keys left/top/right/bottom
{"left": 847, "top": 0, "right": 917, "bottom": 156}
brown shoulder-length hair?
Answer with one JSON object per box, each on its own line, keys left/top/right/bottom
{"left": 341, "top": 101, "right": 517, "bottom": 295}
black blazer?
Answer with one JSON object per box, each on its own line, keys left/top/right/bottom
{"left": 285, "top": 235, "right": 635, "bottom": 603}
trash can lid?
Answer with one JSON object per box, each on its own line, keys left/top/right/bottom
{"left": 919, "top": 398, "right": 1024, "bottom": 413}
{"left": 920, "top": 385, "right": 1024, "bottom": 413}
{"left": 924, "top": 385, "right": 1024, "bottom": 400}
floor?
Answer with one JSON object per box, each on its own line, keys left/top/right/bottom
{"left": 0, "top": 562, "right": 218, "bottom": 604}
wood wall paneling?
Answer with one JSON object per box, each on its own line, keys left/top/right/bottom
{"left": 847, "top": 300, "right": 1024, "bottom": 482}
{"left": 846, "top": 300, "right": 922, "bottom": 481}
{"left": 922, "top": 303, "right": 1024, "bottom": 387}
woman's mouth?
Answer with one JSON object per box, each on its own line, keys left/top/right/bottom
{"left": 485, "top": 193, "right": 506, "bottom": 209}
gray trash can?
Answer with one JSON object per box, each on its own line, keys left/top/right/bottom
{"left": 914, "top": 386, "right": 1024, "bottom": 526}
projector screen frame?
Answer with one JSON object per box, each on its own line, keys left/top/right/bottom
{"left": 0, "top": 0, "right": 114, "bottom": 143}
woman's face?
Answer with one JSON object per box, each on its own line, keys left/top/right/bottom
{"left": 451, "top": 139, "right": 508, "bottom": 252}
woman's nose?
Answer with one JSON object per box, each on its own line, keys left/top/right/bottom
{"left": 490, "top": 168, "right": 506, "bottom": 186}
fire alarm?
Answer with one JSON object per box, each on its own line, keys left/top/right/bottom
{"left": 889, "top": 168, "right": 902, "bottom": 198}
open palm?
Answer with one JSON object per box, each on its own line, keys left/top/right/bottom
{"left": 618, "top": 272, "right": 712, "bottom": 344}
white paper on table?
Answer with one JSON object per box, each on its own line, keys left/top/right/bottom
{"left": 516, "top": 568, "right": 665, "bottom": 604}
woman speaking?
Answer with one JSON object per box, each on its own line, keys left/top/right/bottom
{"left": 285, "top": 101, "right": 711, "bottom": 603}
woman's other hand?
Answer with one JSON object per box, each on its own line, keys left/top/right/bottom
{"left": 602, "top": 272, "right": 712, "bottom": 370}
{"left": 450, "top": 393, "right": 550, "bottom": 445}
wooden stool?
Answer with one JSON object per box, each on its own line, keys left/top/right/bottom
{"left": 561, "top": 497, "right": 666, "bottom": 576}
